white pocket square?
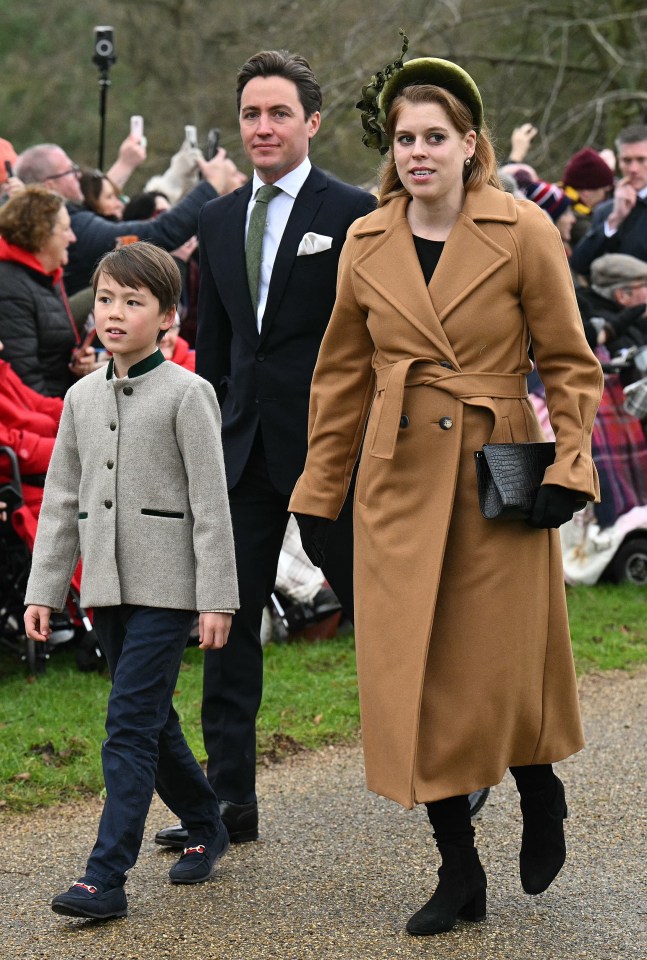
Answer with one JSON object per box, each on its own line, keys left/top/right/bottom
{"left": 297, "top": 232, "right": 333, "bottom": 256}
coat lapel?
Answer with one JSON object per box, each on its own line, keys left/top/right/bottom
{"left": 260, "top": 167, "right": 326, "bottom": 340}
{"left": 218, "top": 182, "right": 259, "bottom": 343}
{"left": 354, "top": 187, "right": 517, "bottom": 355}
{"left": 354, "top": 199, "right": 456, "bottom": 362}
{"left": 429, "top": 188, "right": 516, "bottom": 321}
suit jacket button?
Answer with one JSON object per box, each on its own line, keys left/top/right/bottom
{"left": 104, "top": 499, "right": 113, "bottom": 509}
{"left": 123, "top": 385, "right": 133, "bottom": 396}
{"left": 440, "top": 360, "right": 453, "bottom": 369}
{"left": 110, "top": 421, "right": 117, "bottom": 431}
{"left": 400, "top": 415, "right": 409, "bottom": 428}
{"left": 256, "top": 353, "right": 265, "bottom": 362}
{"left": 107, "top": 460, "right": 114, "bottom": 469}
{"left": 439, "top": 416, "right": 453, "bottom": 430}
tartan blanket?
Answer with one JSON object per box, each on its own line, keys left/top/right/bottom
{"left": 591, "top": 365, "right": 647, "bottom": 528}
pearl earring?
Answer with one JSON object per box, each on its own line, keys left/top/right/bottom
{"left": 465, "top": 157, "right": 471, "bottom": 167}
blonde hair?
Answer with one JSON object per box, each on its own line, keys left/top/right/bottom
{"left": 378, "top": 84, "right": 499, "bottom": 206}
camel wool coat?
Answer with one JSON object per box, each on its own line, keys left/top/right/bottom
{"left": 289, "top": 186, "right": 603, "bottom": 809}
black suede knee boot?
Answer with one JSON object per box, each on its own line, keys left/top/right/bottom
{"left": 510, "top": 764, "right": 568, "bottom": 895}
{"left": 406, "top": 795, "right": 487, "bottom": 936}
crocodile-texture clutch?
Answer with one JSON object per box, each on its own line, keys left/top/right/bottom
{"left": 474, "top": 442, "right": 556, "bottom": 520}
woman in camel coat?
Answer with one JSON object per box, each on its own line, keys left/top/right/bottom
{"left": 290, "top": 51, "right": 602, "bottom": 937}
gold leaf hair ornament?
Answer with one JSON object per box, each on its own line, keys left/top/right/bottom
{"left": 357, "top": 29, "right": 484, "bottom": 154}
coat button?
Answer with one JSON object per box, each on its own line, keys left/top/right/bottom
{"left": 107, "top": 460, "right": 114, "bottom": 469}
{"left": 256, "top": 353, "right": 265, "bottom": 362}
{"left": 104, "top": 499, "right": 113, "bottom": 509}
{"left": 110, "top": 421, "right": 117, "bottom": 431}
{"left": 439, "top": 416, "right": 453, "bottom": 430}
{"left": 440, "top": 360, "right": 453, "bottom": 369}
{"left": 123, "top": 385, "right": 133, "bottom": 396}
{"left": 400, "top": 415, "right": 409, "bottom": 428}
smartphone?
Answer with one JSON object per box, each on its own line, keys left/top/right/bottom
{"left": 4, "top": 159, "right": 14, "bottom": 179}
{"left": 130, "top": 115, "right": 144, "bottom": 141}
{"left": 206, "top": 128, "right": 221, "bottom": 160}
{"left": 184, "top": 124, "right": 198, "bottom": 148}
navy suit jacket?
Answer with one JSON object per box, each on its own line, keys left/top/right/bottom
{"left": 570, "top": 195, "right": 647, "bottom": 277}
{"left": 196, "top": 165, "right": 376, "bottom": 494}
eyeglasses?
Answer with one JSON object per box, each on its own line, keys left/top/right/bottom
{"left": 47, "top": 163, "right": 81, "bottom": 181}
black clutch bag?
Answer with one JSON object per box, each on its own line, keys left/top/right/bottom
{"left": 474, "top": 442, "right": 556, "bottom": 520}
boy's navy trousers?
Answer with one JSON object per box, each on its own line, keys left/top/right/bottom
{"left": 84, "top": 605, "right": 221, "bottom": 888}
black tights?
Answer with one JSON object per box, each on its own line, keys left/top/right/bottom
{"left": 425, "top": 765, "right": 556, "bottom": 842}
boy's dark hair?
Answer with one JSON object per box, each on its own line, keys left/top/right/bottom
{"left": 92, "top": 242, "right": 181, "bottom": 316}
{"left": 236, "top": 50, "right": 322, "bottom": 119}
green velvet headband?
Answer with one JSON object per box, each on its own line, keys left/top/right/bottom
{"left": 357, "top": 31, "right": 483, "bottom": 154}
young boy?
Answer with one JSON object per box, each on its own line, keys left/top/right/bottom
{"left": 24, "top": 242, "right": 239, "bottom": 920}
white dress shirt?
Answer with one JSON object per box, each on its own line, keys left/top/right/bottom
{"left": 245, "top": 156, "right": 312, "bottom": 332}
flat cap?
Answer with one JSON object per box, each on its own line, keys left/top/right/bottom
{"left": 590, "top": 253, "right": 647, "bottom": 289}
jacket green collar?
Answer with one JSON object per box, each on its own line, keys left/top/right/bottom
{"left": 106, "top": 349, "right": 166, "bottom": 380}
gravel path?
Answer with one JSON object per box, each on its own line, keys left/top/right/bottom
{"left": 0, "top": 668, "right": 645, "bottom": 960}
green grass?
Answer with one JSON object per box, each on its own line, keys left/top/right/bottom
{"left": 0, "top": 584, "right": 644, "bottom": 813}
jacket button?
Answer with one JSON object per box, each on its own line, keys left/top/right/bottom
{"left": 439, "top": 416, "right": 453, "bottom": 430}
{"left": 107, "top": 460, "right": 114, "bottom": 469}
{"left": 123, "top": 385, "right": 133, "bottom": 396}
{"left": 110, "top": 421, "right": 117, "bottom": 431}
{"left": 400, "top": 415, "right": 409, "bottom": 428}
{"left": 440, "top": 360, "right": 453, "bottom": 369}
{"left": 104, "top": 499, "right": 113, "bottom": 509}
{"left": 256, "top": 353, "right": 265, "bottom": 362}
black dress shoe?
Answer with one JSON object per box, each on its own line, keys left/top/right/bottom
{"left": 155, "top": 823, "right": 188, "bottom": 849}
{"left": 219, "top": 800, "right": 259, "bottom": 843}
{"left": 155, "top": 799, "right": 258, "bottom": 849}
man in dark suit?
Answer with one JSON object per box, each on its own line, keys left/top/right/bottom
{"left": 570, "top": 124, "right": 647, "bottom": 277}
{"left": 155, "top": 50, "right": 375, "bottom": 849}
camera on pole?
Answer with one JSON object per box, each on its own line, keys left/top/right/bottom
{"left": 92, "top": 26, "right": 116, "bottom": 171}
{"left": 93, "top": 26, "right": 117, "bottom": 71}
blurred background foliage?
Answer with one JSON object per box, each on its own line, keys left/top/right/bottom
{"left": 1, "top": 0, "right": 647, "bottom": 190}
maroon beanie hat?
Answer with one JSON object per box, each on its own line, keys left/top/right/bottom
{"left": 563, "top": 148, "right": 614, "bottom": 190}
{"left": 523, "top": 180, "right": 572, "bottom": 222}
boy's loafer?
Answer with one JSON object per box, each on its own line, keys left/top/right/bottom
{"left": 51, "top": 879, "right": 127, "bottom": 919}
{"left": 168, "top": 822, "right": 230, "bottom": 885}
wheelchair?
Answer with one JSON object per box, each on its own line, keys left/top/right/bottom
{"left": 0, "top": 446, "right": 102, "bottom": 675}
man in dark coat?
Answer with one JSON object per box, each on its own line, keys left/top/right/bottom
{"left": 571, "top": 125, "right": 647, "bottom": 277}
{"left": 576, "top": 253, "right": 647, "bottom": 355}
{"left": 154, "top": 50, "right": 375, "bottom": 849}
{"left": 16, "top": 144, "right": 237, "bottom": 294}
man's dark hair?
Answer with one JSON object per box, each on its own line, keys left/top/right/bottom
{"left": 236, "top": 50, "right": 322, "bottom": 118}
{"left": 616, "top": 124, "right": 647, "bottom": 149}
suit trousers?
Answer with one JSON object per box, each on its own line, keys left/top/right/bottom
{"left": 86, "top": 605, "right": 221, "bottom": 888}
{"left": 201, "top": 430, "right": 354, "bottom": 802}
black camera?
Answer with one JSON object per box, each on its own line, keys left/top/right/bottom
{"left": 92, "top": 26, "right": 116, "bottom": 71}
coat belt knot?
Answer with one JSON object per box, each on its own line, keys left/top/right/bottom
{"left": 371, "top": 358, "right": 528, "bottom": 460}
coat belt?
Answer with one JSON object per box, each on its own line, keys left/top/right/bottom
{"left": 371, "top": 358, "right": 528, "bottom": 460}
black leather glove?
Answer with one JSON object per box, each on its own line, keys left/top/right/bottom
{"left": 293, "top": 513, "right": 331, "bottom": 568}
{"left": 528, "top": 484, "right": 587, "bottom": 529}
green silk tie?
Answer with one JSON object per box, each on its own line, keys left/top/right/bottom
{"left": 246, "top": 184, "right": 282, "bottom": 309}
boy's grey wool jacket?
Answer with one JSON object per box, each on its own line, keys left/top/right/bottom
{"left": 25, "top": 352, "right": 239, "bottom": 613}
